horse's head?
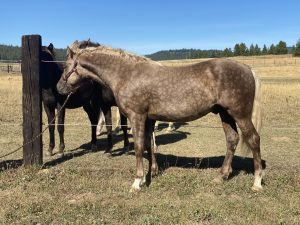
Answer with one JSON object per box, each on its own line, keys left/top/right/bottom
{"left": 56, "top": 45, "right": 95, "bottom": 95}
{"left": 41, "top": 43, "right": 55, "bottom": 61}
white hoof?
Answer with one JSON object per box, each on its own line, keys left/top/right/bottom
{"left": 130, "top": 177, "right": 145, "bottom": 192}
{"left": 251, "top": 185, "right": 263, "bottom": 192}
{"left": 57, "top": 152, "right": 64, "bottom": 158}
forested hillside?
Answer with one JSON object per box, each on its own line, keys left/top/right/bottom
{"left": 0, "top": 44, "right": 66, "bottom": 61}
{"left": 1, "top": 39, "right": 299, "bottom": 61}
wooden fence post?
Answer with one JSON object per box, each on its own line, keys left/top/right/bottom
{"left": 21, "top": 35, "right": 43, "bottom": 166}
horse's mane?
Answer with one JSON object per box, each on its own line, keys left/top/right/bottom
{"left": 70, "top": 40, "right": 159, "bottom": 65}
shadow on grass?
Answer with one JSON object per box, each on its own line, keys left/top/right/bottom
{"left": 111, "top": 130, "right": 190, "bottom": 156}
{"left": 154, "top": 153, "right": 266, "bottom": 176}
{"left": 155, "top": 122, "right": 188, "bottom": 132}
{"left": 0, "top": 159, "right": 23, "bottom": 172}
{"left": 43, "top": 130, "right": 190, "bottom": 167}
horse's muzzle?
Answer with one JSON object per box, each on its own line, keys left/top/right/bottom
{"left": 56, "top": 81, "right": 72, "bottom": 95}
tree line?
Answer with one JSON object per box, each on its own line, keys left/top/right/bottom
{"left": 0, "top": 44, "right": 66, "bottom": 61}
{"left": 1, "top": 39, "right": 300, "bottom": 61}
{"left": 147, "top": 39, "right": 300, "bottom": 60}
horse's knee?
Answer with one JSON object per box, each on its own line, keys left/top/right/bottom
{"left": 227, "top": 132, "right": 239, "bottom": 150}
{"left": 246, "top": 132, "right": 260, "bottom": 150}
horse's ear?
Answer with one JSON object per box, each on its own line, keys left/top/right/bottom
{"left": 67, "top": 46, "right": 75, "bottom": 59}
{"left": 48, "top": 43, "right": 54, "bottom": 52}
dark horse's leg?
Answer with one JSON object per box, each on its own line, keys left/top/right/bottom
{"left": 57, "top": 103, "right": 66, "bottom": 157}
{"left": 215, "top": 109, "right": 239, "bottom": 182}
{"left": 43, "top": 104, "right": 56, "bottom": 156}
{"left": 83, "top": 103, "right": 99, "bottom": 151}
{"left": 102, "top": 107, "right": 113, "bottom": 154}
{"left": 130, "top": 114, "right": 147, "bottom": 192}
{"left": 236, "top": 117, "right": 263, "bottom": 191}
{"left": 120, "top": 112, "right": 130, "bottom": 154}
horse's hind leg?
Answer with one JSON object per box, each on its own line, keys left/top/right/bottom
{"left": 96, "top": 110, "right": 105, "bottom": 136}
{"left": 57, "top": 104, "right": 66, "bottom": 157}
{"left": 113, "top": 107, "right": 122, "bottom": 135}
{"left": 102, "top": 107, "right": 113, "bottom": 154}
{"left": 236, "top": 118, "right": 263, "bottom": 191}
{"left": 120, "top": 113, "right": 129, "bottom": 154}
{"left": 215, "top": 110, "right": 239, "bottom": 182}
{"left": 44, "top": 104, "right": 55, "bottom": 156}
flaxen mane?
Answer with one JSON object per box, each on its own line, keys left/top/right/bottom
{"left": 70, "top": 40, "right": 159, "bottom": 65}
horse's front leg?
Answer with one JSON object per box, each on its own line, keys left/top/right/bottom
{"left": 145, "top": 119, "right": 158, "bottom": 185}
{"left": 43, "top": 104, "right": 55, "bottom": 156}
{"left": 83, "top": 104, "right": 98, "bottom": 151}
{"left": 102, "top": 107, "right": 113, "bottom": 154}
{"left": 130, "top": 114, "right": 147, "bottom": 192}
{"left": 57, "top": 104, "right": 66, "bottom": 158}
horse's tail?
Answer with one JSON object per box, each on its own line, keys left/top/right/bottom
{"left": 240, "top": 69, "right": 262, "bottom": 156}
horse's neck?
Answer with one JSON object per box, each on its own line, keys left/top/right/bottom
{"left": 87, "top": 54, "right": 132, "bottom": 93}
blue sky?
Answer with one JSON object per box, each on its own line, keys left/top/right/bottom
{"left": 1, "top": 0, "right": 300, "bottom": 55}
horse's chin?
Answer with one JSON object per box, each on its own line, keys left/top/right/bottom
{"left": 56, "top": 82, "right": 77, "bottom": 95}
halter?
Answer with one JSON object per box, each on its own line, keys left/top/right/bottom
{"left": 64, "top": 60, "right": 79, "bottom": 82}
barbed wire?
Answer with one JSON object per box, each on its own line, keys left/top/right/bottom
{"left": 0, "top": 122, "right": 299, "bottom": 129}
{"left": 0, "top": 93, "right": 72, "bottom": 160}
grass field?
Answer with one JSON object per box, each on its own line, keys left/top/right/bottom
{"left": 0, "top": 55, "right": 300, "bottom": 224}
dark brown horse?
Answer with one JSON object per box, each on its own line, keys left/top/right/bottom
{"left": 57, "top": 41, "right": 263, "bottom": 192}
{"left": 41, "top": 43, "right": 129, "bottom": 157}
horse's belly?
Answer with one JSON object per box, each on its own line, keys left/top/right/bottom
{"left": 148, "top": 103, "right": 212, "bottom": 122}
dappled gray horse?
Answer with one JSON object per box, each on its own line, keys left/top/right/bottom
{"left": 57, "top": 41, "right": 263, "bottom": 192}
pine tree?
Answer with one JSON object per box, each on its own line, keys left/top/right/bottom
{"left": 293, "top": 39, "right": 300, "bottom": 56}
{"left": 234, "top": 44, "right": 240, "bottom": 56}
{"left": 269, "top": 44, "right": 276, "bottom": 54}
{"left": 254, "top": 44, "right": 261, "bottom": 55}
{"left": 223, "top": 48, "right": 233, "bottom": 57}
{"left": 239, "top": 43, "right": 248, "bottom": 56}
{"left": 249, "top": 44, "right": 255, "bottom": 56}
{"left": 262, "top": 44, "right": 268, "bottom": 55}
{"left": 276, "top": 41, "right": 288, "bottom": 54}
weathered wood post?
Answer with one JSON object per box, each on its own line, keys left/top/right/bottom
{"left": 21, "top": 35, "right": 43, "bottom": 165}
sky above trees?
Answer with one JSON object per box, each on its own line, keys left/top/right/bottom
{"left": 1, "top": 0, "right": 300, "bottom": 54}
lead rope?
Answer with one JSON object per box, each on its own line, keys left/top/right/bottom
{"left": 0, "top": 93, "right": 73, "bottom": 160}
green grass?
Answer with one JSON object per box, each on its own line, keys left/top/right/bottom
{"left": 0, "top": 62, "right": 300, "bottom": 224}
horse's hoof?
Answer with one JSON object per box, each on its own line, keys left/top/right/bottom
{"left": 151, "top": 167, "right": 159, "bottom": 177}
{"left": 57, "top": 152, "right": 64, "bottom": 158}
{"left": 46, "top": 150, "right": 53, "bottom": 156}
{"left": 251, "top": 185, "right": 263, "bottom": 192}
{"left": 121, "top": 146, "right": 130, "bottom": 154}
{"left": 59, "top": 145, "right": 65, "bottom": 153}
{"left": 129, "top": 186, "right": 141, "bottom": 193}
{"left": 130, "top": 177, "right": 145, "bottom": 192}
{"left": 104, "top": 149, "right": 112, "bottom": 156}
{"left": 112, "top": 128, "right": 121, "bottom": 136}
{"left": 91, "top": 144, "right": 97, "bottom": 151}
{"left": 213, "top": 176, "right": 224, "bottom": 184}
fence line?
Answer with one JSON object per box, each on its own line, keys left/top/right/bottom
{"left": 0, "top": 122, "right": 299, "bottom": 130}
{"left": 1, "top": 58, "right": 300, "bottom": 74}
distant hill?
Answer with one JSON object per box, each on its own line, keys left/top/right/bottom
{"left": 0, "top": 44, "right": 67, "bottom": 61}
{"left": 146, "top": 49, "right": 224, "bottom": 61}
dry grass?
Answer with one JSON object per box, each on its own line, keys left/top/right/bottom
{"left": 0, "top": 55, "right": 300, "bottom": 224}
